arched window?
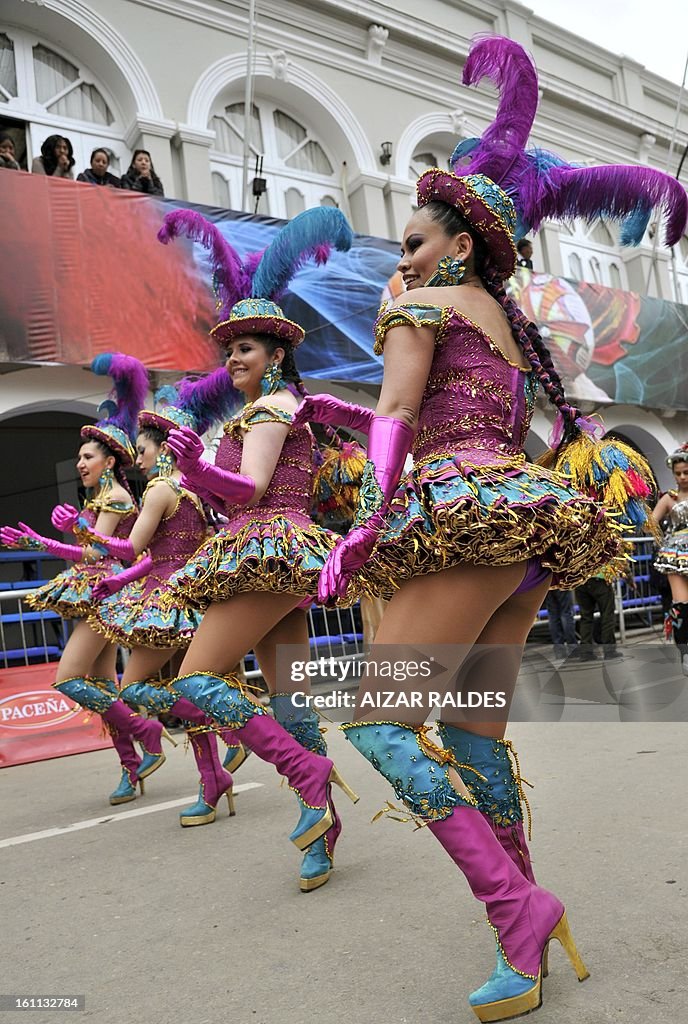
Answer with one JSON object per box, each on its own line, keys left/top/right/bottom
{"left": 285, "top": 186, "right": 305, "bottom": 219}
{"left": 409, "top": 150, "right": 438, "bottom": 178}
{"left": 558, "top": 219, "right": 629, "bottom": 289}
{"left": 568, "top": 253, "right": 583, "bottom": 280}
{"left": 0, "top": 27, "right": 128, "bottom": 173}
{"left": 209, "top": 97, "right": 342, "bottom": 217}
{"left": 212, "top": 171, "right": 231, "bottom": 209}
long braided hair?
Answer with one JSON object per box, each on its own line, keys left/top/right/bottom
{"left": 423, "top": 201, "right": 581, "bottom": 447}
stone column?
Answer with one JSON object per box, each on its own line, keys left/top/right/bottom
{"left": 173, "top": 126, "right": 215, "bottom": 205}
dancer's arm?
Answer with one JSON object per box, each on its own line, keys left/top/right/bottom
{"left": 651, "top": 493, "right": 675, "bottom": 526}
{"left": 79, "top": 480, "right": 172, "bottom": 561}
{"left": 318, "top": 296, "right": 437, "bottom": 602}
{"left": 92, "top": 555, "right": 154, "bottom": 601}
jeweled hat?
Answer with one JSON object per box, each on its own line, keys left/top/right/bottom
{"left": 211, "top": 297, "right": 305, "bottom": 347}
{"left": 416, "top": 169, "right": 518, "bottom": 279}
{"left": 81, "top": 353, "right": 149, "bottom": 468}
{"left": 138, "top": 366, "right": 240, "bottom": 435}
{"left": 666, "top": 445, "right": 688, "bottom": 468}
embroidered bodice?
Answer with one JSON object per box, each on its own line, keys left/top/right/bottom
{"left": 83, "top": 498, "right": 137, "bottom": 540}
{"left": 143, "top": 479, "right": 207, "bottom": 574}
{"left": 215, "top": 404, "right": 317, "bottom": 522}
{"left": 668, "top": 497, "right": 688, "bottom": 531}
{"left": 374, "top": 302, "right": 539, "bottom": 469}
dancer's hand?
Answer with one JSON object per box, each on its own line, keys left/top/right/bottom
{"left": 318, "top": 516, "right": 382, "bottom": 603}
{"left": 167, "top": 426, "right": 205, "bottom": 473}
{"left": 292, "top": 394, "right": 374, "bottom": 433}
{"left": 92, "top": 576, "right": 125, "bottom": 601}
{"left": 1, "top": 524, "right": 45, "bottom": 550}
{"left": 51, "top": 503, "right": 80, "bottom": 533}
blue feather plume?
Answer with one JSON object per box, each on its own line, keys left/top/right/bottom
{"left": 251, "top": 208, "right": 353, "bottom": 300}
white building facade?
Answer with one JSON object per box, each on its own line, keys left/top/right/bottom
{"left": 2, "top": 0, "right": 688, "bottom": 495}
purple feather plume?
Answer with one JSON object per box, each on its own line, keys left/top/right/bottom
{"left": 157, "top": 210, "right": 252, "bottom": 315}
{"left": 453, "top": 35, "right": 688, "bottom": 249}
{"left": 458, "top": 35, "right": 539, "bottom": 194}
{"left": 530, "top": 163, "right": 688, "bottom": 246}
{"left": 176, "top": 366, "right": 242, "bottom": 435}
{"left": 91, "top": 353, "right": 149, "bottom": 441}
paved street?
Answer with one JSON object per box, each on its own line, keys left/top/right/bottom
{"left": 2, "top": 704, "right": 686, "bottom": 1024}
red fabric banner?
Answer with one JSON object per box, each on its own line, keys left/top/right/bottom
{"left": 0, "top": 663, "right": 111, "bottom": 767}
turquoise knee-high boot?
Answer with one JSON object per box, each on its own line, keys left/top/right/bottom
{"left": 270, "top": 694, "right": 341, "bottom": 892}
{"left": 343, "top": 722, "right": 588, "bottom": 1022}
{"left": 171, "top": 671, "right": 357, "bottom": 849}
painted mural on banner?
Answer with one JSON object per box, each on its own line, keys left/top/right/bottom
{"left": 1, "top": 173, "right": 688, "bottom": 407}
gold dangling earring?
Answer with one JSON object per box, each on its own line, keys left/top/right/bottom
{"left": 260, "top": 361, "right": 284, "bottom": 396}
{"left": 154, "top": 451, "right": 174, "bottom": 479}
{"left": 425, "top": 255, "right": 466, "bottom": 287}
{"left": 98, "top": 465, "right": 114, "bottom": 494}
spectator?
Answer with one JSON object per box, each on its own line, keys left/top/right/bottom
{"left": 31, "top": 135, "right": 75, "bottom": 178}
{"left": 120, "top": 149, "right": 164, "bottom": 196}
{"left": 0, "top": 133, "right": 21, "bottom": 171}
{"left": 77, "top": 147, "right": 121, "bottom": 188}
{"left": 543, "top": 589, "right": 578, "bottom": 660}
{"left": 575, "top": 571, "right": 622, "bottom": 661}
{"left": 516, "top": 238, "right": 534, "bottom": 269}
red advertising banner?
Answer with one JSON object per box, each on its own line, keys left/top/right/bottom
{"left": 0, "top": 663, "right": 112, "bottom": 768}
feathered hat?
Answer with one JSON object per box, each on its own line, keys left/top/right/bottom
{"left": 138, "top": 367, "right": 241, "bottom": 436}
{"left": 81, "top": 353, "right": 149, "bottom": 467}
{"left": 666, "top": 444, "right": 688, "bottom": 468}
{"left": 417, "top": 170, "right": 518, "bottom": 277}
{"left": 157, "top": 206, "right": 354, "bottom": 347}
{"left": 449, "top": 36, "right": 688, "bottom": 250}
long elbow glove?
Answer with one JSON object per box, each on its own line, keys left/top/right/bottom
{"left": 318, "top": 416, "right": 414, "bottom": 603}
{"left": 92, "top": 554, "right": 154, "bottom": 602}
{"left": 292, "top": 394, "right": 374, "bottom": 434}
{"left": 167, "top": 426, "right": 255, "bottom": 505}
{"left": 1, "top": 523, "right": 84, "bottom": 561}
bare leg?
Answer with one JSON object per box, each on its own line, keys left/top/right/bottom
{"left": 668, "top": 573, "right": 688, "bottom": 602}
{"left": 441, "top": 575, "right": 552, "bottom": 740}
{"left": 254, "top": 608, "right": 310, "bottom": 695}
{"left": 55, "top": 620, "right": 110, "bottom": 682}
{"left": 179, "top": 592, "right": 304, "bottom": 680}
{"left": 121, "top": 648, "right": 176, "bottom": 687}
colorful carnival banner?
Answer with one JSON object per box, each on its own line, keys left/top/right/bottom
{"left": 0, "top": 663, "right": 112, "bottom": 767}
{"left": 2, "top": 172, "right": 688, "bottom": 406}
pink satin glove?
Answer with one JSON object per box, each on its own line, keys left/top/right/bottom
{"left": 1, "top": 523, "right": 84, "bottom": 560}
{"left": 180, "top": 475, "right": 227, "bottom": 516}
{"left": 168, "top": 426, "right": 255, "bottom": 505}
{"left": 317, "top": 514, "right": 385, "bottom": 603}
{"left": 92, "top": 555, "right": 153, "bottom": 601}
{"left": 317, "top": 416, "right": 414, "bottom": 603}
{"left": 292, "top": 394, "right": 374, "bottom": 434}
{"left": 51, "top": 503, "right": 80, "bottom": 533}
{"left": 79, "top": 529, "right": 135, "bottom": 562}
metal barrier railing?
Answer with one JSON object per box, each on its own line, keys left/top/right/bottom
{"left": 0, "top": 587, "right": 364, "bottom": 680}
{"left": 1, "top": 538, "right": 663, "bottom": 671}
{"left": 0, "top": 588, "right": 72, "bottom": 669}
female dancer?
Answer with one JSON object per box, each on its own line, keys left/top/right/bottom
{"left": 87, "top": 368, "right": 249, "bottom": 824}
{"left": 0, "top": 354, "right": 171, "bottom": 804}
{"left": 652, "top": 446, "right": 688, "bottom": 672}
{"left": 307, "top": 35, "right": 686, "bottom": 1023}
{"left": 116, "top": 207, "right": 358, "bottom": 890}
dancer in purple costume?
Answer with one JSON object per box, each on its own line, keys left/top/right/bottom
{"left": 300, "top": 36, "right": 685, "bottom": 1022}
{"left": 1, "top": 354, "right": 173, "bottom": 805}
{"left": 86, "top": 368, "right": 252, "bottom": 824}
{"left": 140, "top": 207, "right": 359, "bottom": 891}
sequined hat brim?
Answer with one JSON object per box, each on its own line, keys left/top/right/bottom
{"left": 211, "top": 314, "right": 306, "bottom": 348}
{"left": 416, "top": 168, "right": 518, "bottom": 279}
{"left": 80, "top": 425, "right": 135, "bottom": 468}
